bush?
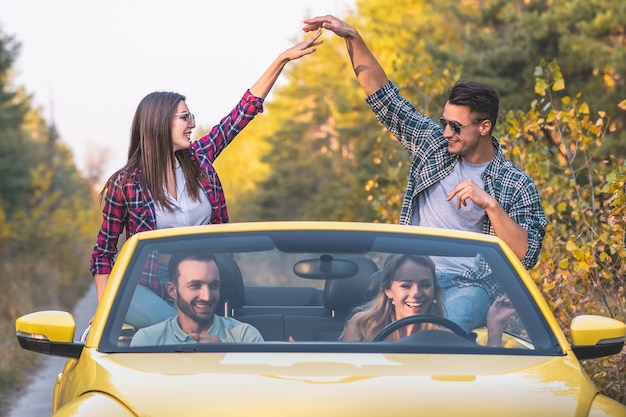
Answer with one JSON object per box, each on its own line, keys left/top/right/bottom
{"left": 502, "top": 60, "right": 626, "bottom": 403}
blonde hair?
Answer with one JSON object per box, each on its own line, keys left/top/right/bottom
{"left": 340, "top": 254, "right": 444, "bottom": 342}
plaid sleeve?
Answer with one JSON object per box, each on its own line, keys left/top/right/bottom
{"left": 366, "top": 81, "right": 451, "bottom": 225}
{"left": 508, "top": 180, "right": 547, "bottom": 269}
{"left": 365, "top": 81, "right": 441, "bottom": 159}
{"left": 456, "top": 255, "right": 502, "bottom": 303}
{"left": 192, "top": 90, "right": 264, "bottom": 162}
{"left": 90, "top": 178, "right": 127, "bottom": 275}
{"left": 487, "top": 160, "right": 547, "bottom": 270}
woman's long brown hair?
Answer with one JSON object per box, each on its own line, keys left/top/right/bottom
{"left": 100, "top": 91, "right": 207, "bottom": 211}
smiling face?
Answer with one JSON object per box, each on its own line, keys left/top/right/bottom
{"left": 167, "top": 258, "right": 220, "bottom": 333}
{"left": 384, "top": 258, "right": 436, "bottom": 320}
{"left": 442, "top": 102, "right": 494, "bottom": 164}
{"left": 171, "top": 100, "right": 195, "bottom": 152}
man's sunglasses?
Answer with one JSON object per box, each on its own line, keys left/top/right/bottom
{"left": 439, "top": 117, "right": 487, "bottom": 135}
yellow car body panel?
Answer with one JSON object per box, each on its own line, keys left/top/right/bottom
{"left": 51, "top": 348, "right": 622, "bottom": 417}
{"left": 50, "top": 392, "right": 135, "bottom": 417}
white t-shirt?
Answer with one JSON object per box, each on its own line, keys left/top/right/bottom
{"left": 155, "top": 161, "right": 212, "bottom": 228}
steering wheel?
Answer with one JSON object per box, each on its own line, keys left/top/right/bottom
{"left": 373, "top": 315, "right": 472, "bottom": 342}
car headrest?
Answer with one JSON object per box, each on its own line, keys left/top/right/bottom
{"left": 366, "top": 270, "right": 383, "bottom": 300}
{"left": 323, "top": 256, "right": 379, "bottom": 316}
{"left": 215, "top": 254, "right": 245, "bottom": 316}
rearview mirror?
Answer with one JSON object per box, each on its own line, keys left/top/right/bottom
{"left": 293, "top": 255, "right": 359, "bottom": 279}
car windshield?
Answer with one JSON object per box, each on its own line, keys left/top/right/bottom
{"left": 99, "top": 228, "right": 560, "bottom": 355}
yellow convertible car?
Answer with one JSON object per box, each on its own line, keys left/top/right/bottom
{"left": 16, "top": 222, "right": 626, "bottom": 416}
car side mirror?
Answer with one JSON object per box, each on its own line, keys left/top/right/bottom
{"left": 15, "top": 310, "right": 84, "bottom": 358}
{"left": 570, "top": 315, "right": 626, "bottom": 360}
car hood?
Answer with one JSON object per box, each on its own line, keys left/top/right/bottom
{"left": 65, "top": 350, "right": 601, "bottom": 416}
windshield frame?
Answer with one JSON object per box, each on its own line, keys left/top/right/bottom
{"left": 99, "top": 229, "right": 562, "bottom": 356}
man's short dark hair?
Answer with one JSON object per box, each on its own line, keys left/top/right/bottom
{"left": 447, "top": 80, "right": 499, "bottom": 131}
{"left": 168, "top": 252, "right": 216, "bottom": 284}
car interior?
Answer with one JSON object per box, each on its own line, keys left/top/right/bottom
{"left": 101, "top": 230, "right": 556, "bottom": 354}
{"left": 226, "top": 254, "right": 379, "bottom": 342}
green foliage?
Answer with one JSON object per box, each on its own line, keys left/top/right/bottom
{"left": 500, "top": 59, "right": 625, "bottom": 403}
{"left": 0, "top": 29, "right": 33, "bottom": 214}
{"left": 227, "top": 31, "right": 388, "bottom": 221}
{"left": 0, "top": 25, "right": 101, "bottom": 415}
{"left": 0, "top": 124, "right": 100, "bottom": 414}
{"left": 446, "top": 0, "right": 626, "bottom": 157}
{"left": 501, "top": 60, "right": 624, "bottom": 320}
{"left": 206, "top": 115, "right": 271, "bottom": 222}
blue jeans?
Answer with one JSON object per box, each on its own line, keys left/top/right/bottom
{"left": 125, "top": 265, "right": 176, "bottom": 328}
{"left": 437, "top": 272, "right": 490, "bottom": 334}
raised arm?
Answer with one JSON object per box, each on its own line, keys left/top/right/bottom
{"left": 249, "top": 29, "right": 323, "bottom": 99}
{"left": 303, "top": 15, "right": 389, "bottom": 96}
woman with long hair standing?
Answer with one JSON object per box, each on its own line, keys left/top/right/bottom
{"left": 90, "top": 30, "right": 322, "bottom": 327}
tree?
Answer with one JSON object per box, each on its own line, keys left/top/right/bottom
{"left": 437, "top": 0, "right": 626, "bottom": 154}
{"left": 236, "top": 32, "right": 389, "bottom": 221}
{"left": 501, "top": 59, "right": 625, "bottom": 403}
{"left": 0, "top": 28, "right": 34, "bottom": 213}
{"left": 0, "top": 26, "right": 102, "bottom": 407}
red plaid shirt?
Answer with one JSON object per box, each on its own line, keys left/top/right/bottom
{"left": 90, "top": 90, "right": 263, "bottom": 297}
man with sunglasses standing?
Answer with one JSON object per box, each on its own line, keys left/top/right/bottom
{"left": 303, "top": 15, "right": 547, "bottom": 333}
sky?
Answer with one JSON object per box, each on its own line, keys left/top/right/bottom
{"left": 0, "top": 0, "right": 355, "bottom": 177}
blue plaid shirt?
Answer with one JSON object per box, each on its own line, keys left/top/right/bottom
{"left": 366, "top": 81, "right": 547, "bottom": 300}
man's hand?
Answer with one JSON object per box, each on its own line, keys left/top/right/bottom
{"left": 486, "top": 294, "right": 516, "bottom": 347}
{"left": 487, "top": 294, "right": 516, "bottom": 330}
{"left": 191, "top": 333, "right": 221, "bottom": 343}
{"left": 303, "top": 15, "right": 357, "bottom": 39}
{"left": 447, "top": 179, "right": 496, "bottom": 210}
{"left": 448, "top": 179, "right": 529, "bottom": 261}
